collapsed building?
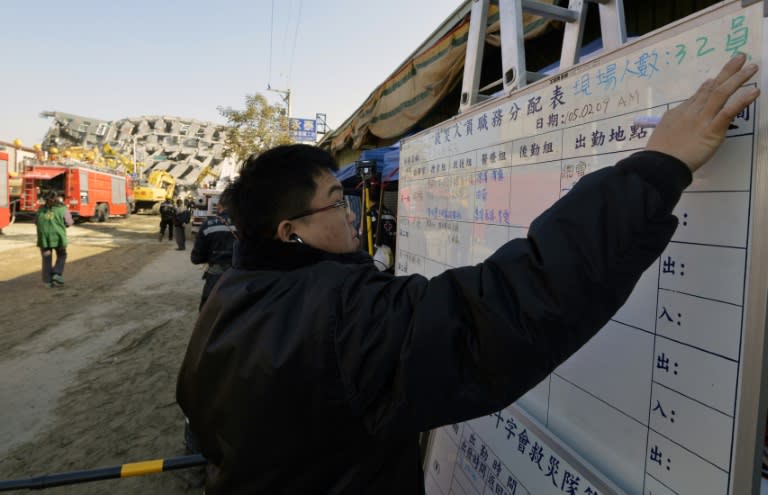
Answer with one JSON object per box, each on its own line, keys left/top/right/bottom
{"left": 40, "top": 111, "right": 230, "bottom": 187}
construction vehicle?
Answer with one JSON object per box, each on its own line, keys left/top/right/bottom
{"left": 48, "top": 143, "right": 174, "bottom": 214}
{"left": 194, "top": 165, "right": 219, "bottom": 188}
{"left": 4, "top": 142, "right": 42, "bottom": 213}
{"left": 17, "top": 159, "right": 134, "bottom": 222}
{"left": 8, "top": 173, "right": 21, "bottom": 208}
{"left": 0, "top": 151, "right": 11, "bottom": 229}
{"left": 132, "top": 169, "right": 176, "bottom": 213}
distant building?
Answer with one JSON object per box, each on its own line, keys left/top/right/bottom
{"left": 40, "top": 111, "right": 229, "bottom": 186}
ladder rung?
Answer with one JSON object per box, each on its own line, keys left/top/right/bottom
{"left": 526, "top": 71, "right": 547, "bottom": 83}
{"left": 478, "top": 71, "right": 547, "bottom": 95}
{"left": 464, "top": 0, "right": 626, "bottom": 110}
{"left": 479, "top": 78, "right": 503, "bottom": 93}
{"left": 521, "top": 0, "right": 578, "bottom": 23}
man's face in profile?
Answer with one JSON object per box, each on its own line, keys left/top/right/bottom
{"left": 291, "top": 171, "right": 359, "bottom": 254}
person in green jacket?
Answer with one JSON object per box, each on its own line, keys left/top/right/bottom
{"left": 36, "top": 191, "right": 74, "bottom": 288}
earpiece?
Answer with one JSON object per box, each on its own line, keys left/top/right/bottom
{"left": 289, "top": 233, "right": 304, "bottom": 244}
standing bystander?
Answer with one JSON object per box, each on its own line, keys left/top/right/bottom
{"left": 190, "top": 201, "right": 237, "bottom": 310}
{"left": 158, "top": 198, "right": 176, "bottom": 242}
{"left": 174, "top": 199, "right": 191, "bottom": 250}
{"left": 36, "top": 191, "right": 74, "bottom": 288}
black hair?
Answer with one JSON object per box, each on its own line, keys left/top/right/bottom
{"left": 223, "top": 144, "right": 338, "bottom": 241}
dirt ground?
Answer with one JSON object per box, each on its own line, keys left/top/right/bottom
{"left": 0, "top": 214, "right": 206, "bottom": 494}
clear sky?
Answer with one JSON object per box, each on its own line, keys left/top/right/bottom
{"left": 1, "top": 0, "right": 463, "bottom": 146}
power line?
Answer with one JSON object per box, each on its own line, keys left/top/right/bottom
{"left": 280, "top": 0, "right": 293, "bottom": 81}
{"left": 287, "top": 0, "right": 303, "bottom": 88}
{"left": 267, "top": 0, "right": 275, "bottom": 87}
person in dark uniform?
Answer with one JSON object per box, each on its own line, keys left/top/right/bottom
{"left": 158, "top": 198, "right": 176, "bottom": 241}
{"left": 190, "top": 201, "right": 237, "bottom": 310}
{"left": 173, "top": 199, "right": 191, "bottom": 250}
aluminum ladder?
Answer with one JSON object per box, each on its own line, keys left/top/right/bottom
{"left": 459, "top": 0, "right": 627, "bottom": 113}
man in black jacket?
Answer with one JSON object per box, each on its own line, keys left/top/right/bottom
{"left": 177, "top": 56, "right": 760, "bottom": 494}
{"left": 190, "top": 202, "right": 237, "bottom": 310}
{"left": 173, "top": 199, "right": 191, "bottom": 251}
{"left": 158, "top": 198, "right": 176, "bottom": 242}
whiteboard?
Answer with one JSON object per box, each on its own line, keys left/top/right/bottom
{"left": 396, "top": 2, "right": 768, "bottom": 494}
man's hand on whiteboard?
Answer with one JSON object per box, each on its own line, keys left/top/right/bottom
{"left": 646, "top": 53, "right": 760, "bottom": 173}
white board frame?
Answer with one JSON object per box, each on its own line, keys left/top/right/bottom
{"left": 399, "top": 1, "right": 768, "bottom": 493}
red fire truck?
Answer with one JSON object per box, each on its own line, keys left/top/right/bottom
{"left": 18, "top": 161, "right": 134, "bottom": 222}
{"left": 0, "top": 151, "right": 10, "bottom": 229}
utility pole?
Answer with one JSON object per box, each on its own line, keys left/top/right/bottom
{"left": 267, "top": 85, "right": 291, "bottom": 118}
{"left": 315, "top": 113, "right": 329, "bottom": 135}
{"left": 131, "top": 135, "right": 142, "bottom": 181}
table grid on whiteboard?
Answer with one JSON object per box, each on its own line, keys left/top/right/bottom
{"left": 404, "top": 106, "right": 755, "bottom": 495}
{"left": 397, "top": 9, "right": 762, "bottom": 493}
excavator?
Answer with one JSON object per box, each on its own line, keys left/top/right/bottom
{"left": 194, "top": 164, "right": 219, "bottom": 188}
{"left": 133, "top": 170, "right": 176, "bottom": 213}
{"left": 101, "top": 143, "right": 176, "bottom": 213}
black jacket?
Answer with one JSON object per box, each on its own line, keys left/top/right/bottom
{"left": 159, "top": 201, "right": 176, "bottom": 221}
{"left": 190, "top": 214, "right": 236, "bottom": 267}
{"left": 174, "top": 208, "right": 191, "bottom": 227}
{"left": 177, "top": 151, "right": 691, "bottom": 494}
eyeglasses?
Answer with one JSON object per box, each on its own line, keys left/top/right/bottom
{"left": 289, "top": 199, "right": 350, "bottom": 221}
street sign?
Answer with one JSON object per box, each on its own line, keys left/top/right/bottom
{"left": 289, "top": 118, "right": 317, "bottom": 142}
